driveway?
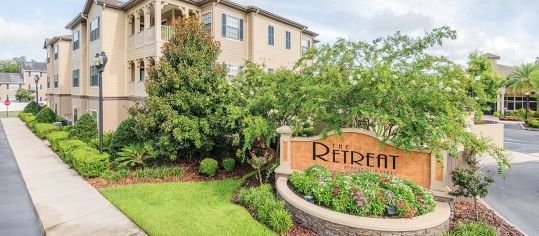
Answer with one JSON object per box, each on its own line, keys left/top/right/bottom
{"left": 483, "top": 121, "right": 539, "bottom": 236}
{"left": 0, "top": 121, "right": 43, "bottom": 236}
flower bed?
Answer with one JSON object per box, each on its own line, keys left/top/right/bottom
{"left": 498, "top": 116, "right": 522, "bottom": 121}
{"left": 289, "top": 165, "right": 435, "bottom": 218}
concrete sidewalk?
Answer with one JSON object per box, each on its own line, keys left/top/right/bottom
{"left": 1, "top": 118, "right": 146, "bottom": 236}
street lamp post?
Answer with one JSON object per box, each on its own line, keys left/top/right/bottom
{"left": 525, "top": 91, "right": 530, "bottom": 121}
{"left": 94, "top": 51, "right": 108, "bottom": 154}
{"left": 33, "top": 75, "right": 40, "bottom": 104}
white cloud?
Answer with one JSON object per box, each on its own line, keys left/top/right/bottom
{"left": 0, "top": 16, "right": 69, "bottom": 61}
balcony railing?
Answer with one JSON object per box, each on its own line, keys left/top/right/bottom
{"left": 136, "top": 31, "right": 144, "bottom": 47}
{"left": 162, "top": 25, "right": 174, "bottom": 41}
{"left": 137, "top": 82, "right": 146, "bottom": 97}
{"left": 128, "top": 35, "right": 135, "bottom": 49}
{"left": 148, "top": 26, "right": 155, "bottom": 43}
{"left": 129, "top": 82, "right": 135, "bottom": 96}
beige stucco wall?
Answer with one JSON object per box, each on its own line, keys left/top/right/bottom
{"left": 102, "top": 7, "right": 127, "bottom": 98}
{"left": 20, "top": 70, "right": 47, "bottom": 102}
{"left": 71, "top": 23, "right": 88, "bottom": 97}
{"left": 213, "top": 3, "right": 248, "bottom": 66}
{"left": 87, "top": 98, "right": 129, "bottom": 131}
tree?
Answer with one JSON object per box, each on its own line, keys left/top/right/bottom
{"left": 506, "top": 63, "right": 539, "bottom": 120}
{"left": 16, "top": 88, "right": 35, "bottom": 102}
{"left": 466, "top": 52, "right": 505, "bottom": 112}
{"left": 0, "top": 57, "right": 26, "bottom": 73}
{"left": 132, "top": 16, "right": 229, "bottom": 161}
{"left": 68, "top": 114, "right": 98, "bottom": 143}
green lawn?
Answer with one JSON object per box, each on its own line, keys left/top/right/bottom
{"left": 100, "top": 179, "right": 275, "bottom": 236}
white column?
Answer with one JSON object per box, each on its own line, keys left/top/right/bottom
{"left": 154, "top": 0, "right": 162, "bottom": 57}
{"left": 275, "top": 126, "right": 294, "bottom": 178}
{"left": 144, "top": 6, "right": 151, "bottom": 44}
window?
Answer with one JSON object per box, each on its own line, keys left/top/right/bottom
{"left": 90, "top": 17, "right": 100, "bottom": 41}
{"left": 91, "top": 110, "right": 97, "bottom": 119}
{"left": 54, "top": 75, "right": 58, "bottom": 88}
{"left": 47, "top": 50, "right": 50, "bottom": 63}
{"left": 72, "top": 69, "right": 80, "bottom": 87}
{"left": 73, "top": 31, "right": 80, "bottom": 50}
{"left": 140, "top": 68, "right": 145, "bottom": 81}
{"left": 8, "top": 84, "right": 20, "bottom": 91}
{"left": 90, "top": 66, "right": 98, "bottom": 86}
{"left": 221, "top": 14, "right": 243, "bottom": 40}
{"left": 47, "top": 76, "right": 50, "bottom": 88}
{"left": 285, "top": 31, "right": 291, "bottom": 49}
{"left": 268, "top": 25, "right": 274, "bottom": 46}
{"left": 73, "top": 108, "right": 79, "bottom": 122}
{"left": 54, "top": 103, "right": 58, "bottom": 115}
{"left": 268, "top": 68, "right": 274, "bottom": 73}
{"left": 227, "top": 65, "right": 243, "bottom": 77}
{"left": 302, "top": 39, "right": 310, "bottom": 54}
{"left": 54, "top": 45, "right": 59, "bottom": 59}
{"left": 202, "top": 12, "right": 212, "bottom": 34}
{"left": 504, "top": 96, "right": 538, "bottom": 111}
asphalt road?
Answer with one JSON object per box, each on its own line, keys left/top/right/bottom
{"left": 0, "top": 121, "right": 43, "bottom": 236}
{"left": 483, "top": 122, "right": 539, "bottom": 236}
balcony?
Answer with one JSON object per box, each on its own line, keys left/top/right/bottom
{"left": 162, "top": 25, "right": 174, "bottom": 42}
{"left": 137, "top": 82, "right": 146, "bottom": 97}
{"left": 148, "top": 26, "right": 155, "bottom": 43}
{"left": 136, "top": 31, "right": 144, "bottom": 47}
{"left": 129, "top": 82, "right": 135, "bottom": 96}
{"left": 128, "top": 35, "right": 135, "bottom": 49}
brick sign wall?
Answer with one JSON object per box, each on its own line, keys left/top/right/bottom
{"left": 276, "top": 127, "right": 447, "bottom": 190}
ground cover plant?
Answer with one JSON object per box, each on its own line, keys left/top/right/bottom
{"left": 289, "top": 165, "right": 435, "bottom": 218}
{"left": 239, "top": 184, "right": 293, "bottom": 234}
{"left": 100, "top": 180, "right": 275, "bottom": 236}
{"left": 443, "top": 222, "right": 498, "bottom": 236}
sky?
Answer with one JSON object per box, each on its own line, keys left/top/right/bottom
{"left": 1, "top": 0, "right": 538, "bottom": 66}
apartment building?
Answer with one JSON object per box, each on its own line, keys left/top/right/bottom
{"left": 44, "top": 35, "right": 72, "bottom": 117}
{"left": 45, "top": 0, "right": 318, "bottom": 130}
{"left": 0, "top": 62, "right": 47, "bottom": 102}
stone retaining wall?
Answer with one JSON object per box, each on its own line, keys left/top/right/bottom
{"left": 276, "top": 177, "right": 450, "bottom": 236}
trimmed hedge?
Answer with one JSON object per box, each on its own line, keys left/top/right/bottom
{"left": 68, "top": 114, "right": 98, "bottom": 143}
{"left": 71, "top": 146, "right": 110, "bottom": 177}
{"left": 199, "top": 158, "right": 218, "bottom": 176}
{"left": 34, "top": 123, "right": 58, "bottom": 138}
{"left": 239, "top": 184, "right": 293, "bottom": 234}
{"left": 222, "top": 157, "right": 235, "bottom": 172}
{"left": 526, "top": 119, "right": 539, "bottom": 128}
{"left": 19, "top": 112, "right": 34, "bottom": 122}
{"left": 47, "top": 131, "right": 69, "bottom": 150}
{"left": 23, "top": 101, "right": 41, "bottom": 115}
{"left": 35, "top": 107, "right": 57, "bottom": 123}
{"left": 57, "top": 139, "right": 88, "bottom": 164}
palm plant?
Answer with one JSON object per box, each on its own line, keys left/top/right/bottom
{"left": 116, "top": 144, "right": 154, "bottom": 169}
{"left": 506, "top": 63, "right": 539, "bottom": 120}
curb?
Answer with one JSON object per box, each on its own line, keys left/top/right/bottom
{"left": 479, "top": 198, "right": 528, "bottom": 236}
{"left": 519, "top": 123, "right": 539, "bottom": 131}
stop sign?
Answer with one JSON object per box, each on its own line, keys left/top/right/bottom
{"left": 4, "top": 100, "right": 10, "bottom": 106}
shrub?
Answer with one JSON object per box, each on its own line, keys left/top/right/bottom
{"left": 57, "top": 139, "right": 87, "bottom": 163}
{"left": 35, "top": 107, "right": 57, "bottom": 123}
{"left": 526, "top": 119, "right": 539, "bottom": 128}
{"left": 199, "top": 158, "right": 218, "bottom": 176}
{"left": 289, "top": 165, "right": 436, "bottom": 218}
{"left": 109, "top": 118, "right": 140, "bottom": 159}
{"left": 443, "top": 222, "right": 497, "bottom": 236}
{"left": 493, "top": 111, "right": 501, "bottom": 117}
{"left": 23, "top": 101, "right": 41, "bottom": 115}
{"left": 34, "top": 123, "right": 58, "bottom": 138}
{"left": 68, "top": 114, "right": 97, "bottom": 143}
{"left": 116, "top": 144, "right": 155, "bottom": 169}
{"left": 19, "top": 112, "right": 34, "bottom": 122}
{"left": 71, "top": 146, "right": 110, "bottom": 177}
{"left": 498, "top": 116, "right": 521, "bottom": 121}
{"left": 134, "top": 166, "right": 184, "bottom": 180}
{"left": 222, "top": 157, "right": 235, "bottom": 172}
{"left": 47, "top": 131, "right": 69, "bottom": 150}
{"left": 239, "top": 184, "right": 292, "bottom": 234}
{"left": 101, "top": 169, "right": 130, "bottom": 182}
{"left": 90, "top": 131, "right": 113, "bottom": 153}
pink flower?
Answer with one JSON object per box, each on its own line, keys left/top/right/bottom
{"left": 357, "top": 200, "right": 363, "bottom": 206}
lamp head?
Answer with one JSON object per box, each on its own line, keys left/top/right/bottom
{"left": 34, "top": 74, "right": 40, "bottom": 83}
{"left": 94, "top": 51, "right": 108, "bottom": 67}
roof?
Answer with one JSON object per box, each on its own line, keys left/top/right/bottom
{"left": 43, "top": 35, "right": 72, "bottom": 49}
{"left": 494, "top": 64, "right": 515, "bottom": 78}
{"left": 0, "top": 73, "right": 24, "bottom": 84}
{"left": 482, "top": 53, "right": 501, "bottom": 60}
{"left": 75, "top": 0, "right": 318, "bottom": 36}
{"left": 20, "top": 61, "right": 47, "bottom": 72}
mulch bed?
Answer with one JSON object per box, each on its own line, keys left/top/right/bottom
{"left": 88, "top": 161, "right": 253, "bottom": 189}
{"left": 450, "top": 200, "right": 524, "bottom": 236}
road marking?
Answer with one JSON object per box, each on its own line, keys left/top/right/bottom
{"left": 505, "top": 138, "right": 539, "bottom": 144}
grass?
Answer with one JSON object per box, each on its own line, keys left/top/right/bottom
{"left": 100, "top": 179, "right": 275, "bottom": 236}
{"left": 0, "top": 111, "right": 20, "bottom": 118}
{"left": 443, "top": 222, "right": 498, "bottom": 236}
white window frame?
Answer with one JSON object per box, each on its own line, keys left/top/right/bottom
{"left": 227, "top": 65, "right": 243, "bottom": 77}
{"left": 225, "top": 15, "right": 240, "bottom": 40}
{"left": 202, "top": 12, "right": 212, "bottom": 34}
{"left": 90, "top": 17, "right": 100, "bottom": 41}
{"left": 302, "top": 39, "right": 310, "bottom": 53}
{"left": 73, "top": 31, "right": 80, "bottom": 50}
{"left": 7, "top": 84, "right": 20, "bottom": 91}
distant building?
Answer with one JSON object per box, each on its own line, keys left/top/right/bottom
{"left": 483, "top": 53, "right": 538, "bottom": 114}
{"left": 0, "top": 62, "right": 47, "bottom": 102}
